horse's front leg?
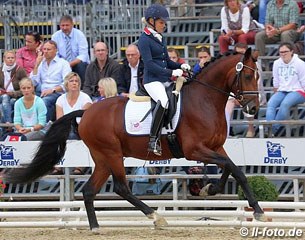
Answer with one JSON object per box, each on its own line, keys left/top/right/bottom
{"left": 228, "top": 160, "right": 266, "bottom": 221}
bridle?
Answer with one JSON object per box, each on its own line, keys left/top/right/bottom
{"left": 189, "top": 53, "right": 259, "bottom": 103}
{"left": 231, "top": 54, "right": 259, "bottom": 102}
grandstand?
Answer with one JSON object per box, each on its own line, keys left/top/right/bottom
{"left": 1, "top": 0, "right": 305, "bottom": 210}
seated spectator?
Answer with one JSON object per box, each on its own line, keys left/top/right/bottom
{"left": 255, "top": 0, "right": 300, "bottom": 56}
{"left": 51, "top": 15, "right": 90, "bottom": 88}
{"left": 53, "top": 72, "right": 92, "bottom": 175}
{"left": 193, "top": 46, "right": 211, "bottom": 75}
{"left": 30, "top": 40, "right": 72, "bottom": 122}
{"left": 117, "top": 44, "right": 144, "bottom": 97}
{"left": 95, "top": 77, "right": 118, "bottom": 102}
{"left": 83, "top": 42, "right": 121, "bottom": 101}
{"left": 16, "top": 31, "right": 43, "bottom": 75}
{"left": 168, "top": 47, "right": 185, "bottom": 64}
{"left": 266, "top": 42, "right": 305, "bottom": 135}
{"left": 0, "top": 50, "right": 27, "bottom": 125}
{"left": 13, "top": 77, "right": 47, "bottom": 140}
{"left": 218, "top": 0, "right": 257, "bottom": 54}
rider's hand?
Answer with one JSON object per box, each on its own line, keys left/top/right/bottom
{"left": 172, "top": 69, "right": 183, "bottom": 77}
{"left": 181, "top": 63, "right": 191, "bottom": 71}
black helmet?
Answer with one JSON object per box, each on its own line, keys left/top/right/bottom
{"left": 144, "top": 4, "right": 170, "bottom": 22}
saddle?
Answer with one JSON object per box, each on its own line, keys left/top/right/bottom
{"left": 129, "top": 80, "right": 185, "bottom": 158}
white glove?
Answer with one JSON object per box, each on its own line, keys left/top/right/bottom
{"left": 172, "top": 69, "right": 183, "bottom": 77}
{"left": 181, "top": 63, "right": 191, "bottom": 71}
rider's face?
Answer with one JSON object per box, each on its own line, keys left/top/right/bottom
{"left": 154, "top": 19, "right": 166, "bottom": 33}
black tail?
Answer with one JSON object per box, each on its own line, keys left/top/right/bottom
{"left": 4, "top": 110, "right": 85, "bottom": 184}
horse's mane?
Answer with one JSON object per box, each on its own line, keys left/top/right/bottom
{"left": 196, "top": 51, "right": 240, "bottom": 75}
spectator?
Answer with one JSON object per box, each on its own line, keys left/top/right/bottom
{"left": 30, "top": 40, "right": 72, "bottom": 122}
{"left": 218, "top": 0, "right": 257, "bottom": 54}
{"left": 83, "top": 42, "right": 121, "bottom": 101}
{"left": 138, "top": 4, "right": 190, "bottom": 155}
{"left": 95, "top": 77, "right": 118, "bottom": 102}
{"left": 255, "top": 0, "right": 300, "bottom": 56}
{"left": 167, "top": 47, "right": 185, "bottom": 64}
{"left": 13, "top": 77, "right": 47, "bottom": 140}
{"left": 0, "top": 50, "right": 27, "bottom": 124}
{"left": 53, "top": 72, "right": 92, "bottom": 175}
{"left": 51, "top": 15, "right": 89, "bottom": 88}
{"left": 16, "top": 31, "right": 43, "bottom": 75}
{"left": 266, "top": 42, "right": 305, "bottom": 135}
{"left": 117, "top": 44, "right": 144, "bottom": 97}
{"left": 193, "top": 46, "right": 211, "bottom": 75}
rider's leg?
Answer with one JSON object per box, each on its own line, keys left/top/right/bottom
{"left": 148, "top": 101, "right": 166, "bottom": 155}
{"left": 144, "top": 81, "right": 168, "bottom": 156}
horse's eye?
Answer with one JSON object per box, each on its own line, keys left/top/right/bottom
{"left": 245, "top": 74, "right": 252, "bottom": 80}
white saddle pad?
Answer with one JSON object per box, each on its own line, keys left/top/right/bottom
{"left": 125, "top": 95, "right": 181, "bottom": 135}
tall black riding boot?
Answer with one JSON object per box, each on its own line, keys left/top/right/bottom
{"left": 148, "top": 102, "right": 166, "bottom": 156}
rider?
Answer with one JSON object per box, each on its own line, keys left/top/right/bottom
{"left": 138, "top": 4, "right": 191, "bottom": 156}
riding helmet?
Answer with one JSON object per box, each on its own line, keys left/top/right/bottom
{"left": 144, "top": 4, "right": 170, "bottom": 22}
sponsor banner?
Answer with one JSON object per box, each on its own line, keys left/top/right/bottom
{"left": 0, "top": 138, "right": 303, "bottom": 168}
{"left": 243, "top": 138, "right": 305, "bottom": 166}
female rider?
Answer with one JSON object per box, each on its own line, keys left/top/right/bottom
{"left": 138, "top": 4, "right": 190, "bottom": 156}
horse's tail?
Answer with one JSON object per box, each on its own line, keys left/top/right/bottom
{"left": 4, "top": 110, "right": 85, "bottom": 184}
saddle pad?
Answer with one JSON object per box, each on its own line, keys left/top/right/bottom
{"left": 125, "top": 95, "right": 181, "bottom": 136}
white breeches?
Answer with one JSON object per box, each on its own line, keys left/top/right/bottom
{"left": 144, "top": 81, "right": 169, "bottom": 109}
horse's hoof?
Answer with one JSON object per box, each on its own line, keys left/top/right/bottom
{"left": 90, "top": 227, "right": 102, "bottom": 235}
{"left": 199, "top": 183, "right": 211, "bottom": 197}
{"left": 147, "top": 212, "right": 168, "bottom": 229}
{"left": 254, "top": 213, "right": 267, "bottom": 222}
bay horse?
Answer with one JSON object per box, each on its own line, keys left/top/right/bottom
{"left": 4, "top": 48, "right": 265, "bottom": 230}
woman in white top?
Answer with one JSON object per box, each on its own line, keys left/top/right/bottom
{"left": 218, "top": 0, "right": 257, "bottom": 54}
{"left": 266, "top": 42, "right": 305, "bottom": 135}
{"left": 54, "top": 72, "right": 92, "bottom": 174}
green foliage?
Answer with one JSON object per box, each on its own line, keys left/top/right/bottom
{"left": 238, "top": 176, "right": 279, "bottom": 201}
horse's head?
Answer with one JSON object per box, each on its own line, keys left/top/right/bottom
{"left": 231, "top": 48, "right": 259, "bottom": 116}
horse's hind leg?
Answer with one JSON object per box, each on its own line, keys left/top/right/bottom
{"left": 82, "top": 161, "right": 111, "bottom": 231}
{"left": 111, "top": 162, "right": 168, "bottom": 228}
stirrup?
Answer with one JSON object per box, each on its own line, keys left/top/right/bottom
{"left": 148, "top": 139, "right": 162, "bottom": 156}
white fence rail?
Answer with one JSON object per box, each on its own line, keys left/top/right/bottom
{"left": 1, "top": 200, "right": 305, "bottom": 228}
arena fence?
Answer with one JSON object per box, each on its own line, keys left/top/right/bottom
{"left": 1, "top": 200, "right": 305, "bottom": 228}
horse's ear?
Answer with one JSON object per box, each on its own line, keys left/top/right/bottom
{"left": 244, "top": 47, "right": 252, "bottom": 60}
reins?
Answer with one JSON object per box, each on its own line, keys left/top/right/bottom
{"left": 186, "top": 53, "right": 259, "bottom": 101}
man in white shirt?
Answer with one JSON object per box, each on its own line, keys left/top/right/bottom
{"left": 51, "top": 15, "right": 89, "bottom": 88}
{"left": 31, "top": 40, "right": 71, "bottom": 121}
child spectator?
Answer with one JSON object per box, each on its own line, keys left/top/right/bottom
{"left": 168, "top": 47, "right": 185, "bottom": 64}
{"left": 193, "top": 46, "right": 211, "bottom": 75}
{"left": 95, "top": 77, "right": 118, "bottom": 102}
{"left": 13, "top": 77, "right": 47, "bottom": 140}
